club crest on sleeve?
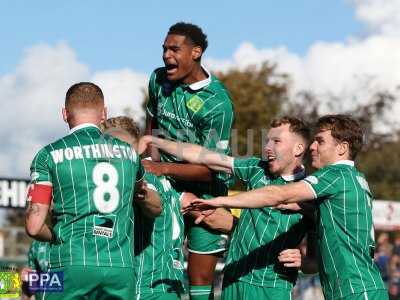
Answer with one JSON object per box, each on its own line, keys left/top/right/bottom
{"left": 186, "top": 96, "right": 204, "bottom": 113}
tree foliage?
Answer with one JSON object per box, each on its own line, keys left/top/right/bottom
{"left": 216, "top": 63, "right": 289, "bottom": 158}
{"left": 138, "top": 63, "right": 400, "bottom": 200}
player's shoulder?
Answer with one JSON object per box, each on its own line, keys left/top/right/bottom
{"left": 198, "top": 75, "right": 232, "bottom": 102}
{"left": 305, "top": 164, "right": 342, "bottom": 185}
{"left": 150, "top": 67, "right": 168, "bottom": 86}
{"left": 234, "top": 156, "right": 263, "bottom": 168}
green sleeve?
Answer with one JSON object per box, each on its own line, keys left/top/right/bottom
{"left": 303, "top": 166, "right": 341, "bottom": 199}
{"left": 30, "top": 147, "right": 52, "bottom": 184}
{"left": 146, "top": 70, "right": 159, "bottom": 118}
{"left": 197, "top": 95, "right": 234, "bottom": 154}
{"left": 135, "top": 152, "right": 145, "bottom": 182}
{"left": 27, "top": 242, "right": 36, "bottom": 269}
{"left": 232, "top": 157, "right": 264, "bottom": 183}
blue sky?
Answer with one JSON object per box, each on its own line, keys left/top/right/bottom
{"left": 0, "top": 0, "right": 363, "bottom": 75}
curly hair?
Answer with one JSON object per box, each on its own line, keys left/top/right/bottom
{"left": 168, "top": 22, "right": 208, "bottom": 52}
{"left": 99, "top": 116, "right": 141, "bottom": 140}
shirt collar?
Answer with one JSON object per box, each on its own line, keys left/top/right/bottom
{"left": 188, "top": 66, "right": 212, "bottom": 91}
{"left": 281, "top": 166, "right": 306, "bottom": 182}
{"left": 332, "top": 160, "right": 355, "bottom": 167}
{"left": 69, "top": 123, "right": 99, "bottom": 134}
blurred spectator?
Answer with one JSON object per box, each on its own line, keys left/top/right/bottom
{"left": 376, "top": 233, "right": 393, "bottom": 283}
{"left": 393, "top": 235, "right": 400, "bottom": 256}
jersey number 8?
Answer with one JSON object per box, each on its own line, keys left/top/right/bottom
{"left": 93, "top": 162, "right": 120, "bottom": 213}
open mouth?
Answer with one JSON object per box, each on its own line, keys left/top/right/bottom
{"left": 166, "top": 64, "right": 178, "bottom": 75}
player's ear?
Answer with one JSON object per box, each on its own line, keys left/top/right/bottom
{"left": 192, "top": 46, "right": 202, "bottom": 61}
{"left": 101, "top": 107, "right": 108, "bottom": 123}
{"left": 294, "top": 142, "right": 305, "bottom": 157}
{"left": 337, "top": 141, "right": 349, "bottom": 157}
{"left": 62, "top": 108, "right": 68, "bottom": 123}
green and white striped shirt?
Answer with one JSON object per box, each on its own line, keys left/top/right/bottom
{"left": 30, "top": 123, "right": 144, "bottom": 268}
{"left": 133, "top": 173, "right": 185, "bottom": 296}
{"left": 225, "top": 157, "right": 311, "bottom": 289}
{"left": 146, "top": 67, "right": 234, "bottom": 197}
{"left": 303, "top": 160, "right": 386, "bottom": 299}
{"left": 28, "top": 241, "right": 50, "bottom": 272}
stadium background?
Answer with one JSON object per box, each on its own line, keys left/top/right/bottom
{"left": 0, "top": 179, "right": 399, "bottom": 299}
{"left": 1, "top": 1, "right": 400, "bottom": 299}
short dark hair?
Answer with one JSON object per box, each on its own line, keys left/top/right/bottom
{"left": 100, "top": 116, "right": 141, "bottom": 140}
{"left": 168, "top": 22, "right": 208, "bottom": 52}
{"left": 316, "top": 114, "right": 363, "bottom": 159}
{"left": 270, "top": 116, "right": 311, "bottom": 143}
{"left": 65, "top": 82, "right": 104, "bottom": 110}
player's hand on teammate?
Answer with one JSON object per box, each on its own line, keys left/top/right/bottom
{"left": 187, "top": 197, "right": 226, "bottom": 211}
{"left": 278, "top": 249, "right": 301, "bottom": 268}
{"left": 138, "top": 135, "right": 153, "bottom": 155}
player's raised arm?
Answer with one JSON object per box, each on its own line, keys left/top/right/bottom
{"left": 191, "top": 181, "right": 315, "bottom": 210}
{"left": 140, "top": 135, "right": 234, "bottom": 173}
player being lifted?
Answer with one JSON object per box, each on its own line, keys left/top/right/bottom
{"left": 190, "top": 115, "right": 388, "bottom": 300}
{"left": 25, "top": 82, "right": 161, "bottom": 300}
{"left": 144, "top": 22, "right": 234, "bottom": 300}
{"left": 140, "top": 116, "right": 318, "bottom": 300}
{"left": 100, "top": 116, "right": 187, "bottom": 300}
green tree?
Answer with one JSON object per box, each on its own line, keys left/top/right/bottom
{"left": 216, "top": 63, "right": 289, "bottom": 158}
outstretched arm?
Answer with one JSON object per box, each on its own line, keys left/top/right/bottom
{"left": 141, "top": 159, "right": 213, "bottom": 182}
{"left": 190, "top": 181, "right": 315, "bottom": 210}
{"left": 140, "top": 135, "right": 234, "bottom": 173}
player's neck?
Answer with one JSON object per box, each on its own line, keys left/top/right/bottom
{"left": 182, "top": 64, "right": 208, "bottom": 85}
{"left": 280, "top": 163, "right": 304, "bottom": 178}
{"left": 68, "top": 119, "right": 100, "bottom": 130}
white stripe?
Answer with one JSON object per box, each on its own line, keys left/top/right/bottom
{"left": 248, "top": 209, "right": 271, "bottom": 284}
{"left": 84, "top": 130, "right": 100, "bottom": 266}
{"left": 48, "top": 143, "right": 66, "bottom": 267}
{"left": 261, "top": 214, "right": 281, "bottom": 284}
{"left": 324, "top": 199, "right": 344, "bottom": 297}
{"left": 114, "top": 142, "right": 125, "bottom": 267}
{"left": 191, "top": 94, "right": 217, "bottom": 118}
{"left": 187, "top": 248, "right": 226, "bottom": 254}
{"left": 71, "top": 132, "right": 90, "bottom": 266}
{"left": 60, "top": 138, "right": 77, "bottom": 266}
{"left": 341, "top": 170, "right": 355, "bottom": 293}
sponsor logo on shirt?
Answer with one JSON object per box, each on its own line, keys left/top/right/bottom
{"left": 186, "top": 96, "right": 204, "bottom": 113}
{"left": 93, "top": 215, "right": 115, "bottom": 238}
{"left": 157, "top": 107, "right": 194, "bottom": 128}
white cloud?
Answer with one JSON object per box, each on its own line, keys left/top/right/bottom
{"left": 204, "top": 0, "right": 400, "bottom": 128}
{"left": 352, "top": 0, "right": 400, "bottom": 36}
{"left": 0, "top": 42, "right": 147, "bottom": 178}
{"left": 2, "top": 0, "right": 400, "bottom": 178}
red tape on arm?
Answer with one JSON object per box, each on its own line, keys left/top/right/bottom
{"left": 28, "top": 184, "right": 52, "bottom": 205}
